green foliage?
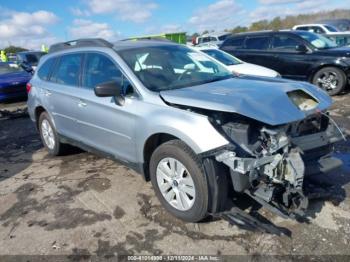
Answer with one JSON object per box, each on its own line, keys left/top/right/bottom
{"left": 230, "top": 26, "right": 248, "bottom": 34}
{"left": 3, "top": 45, "right": 28, "bottom": 54}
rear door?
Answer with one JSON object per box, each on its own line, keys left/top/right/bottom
{"left": 220, "top": 36, "right": 245, "bottom": 56}
{"left": 76, "top": 52, "right": 139, "bottom": 163}
{"left": 43, "top": 53, "right": 83, "bottom": 140}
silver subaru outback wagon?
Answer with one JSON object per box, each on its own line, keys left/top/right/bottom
{"left": 27, "top": 38, "right": 344, "bottom": 223}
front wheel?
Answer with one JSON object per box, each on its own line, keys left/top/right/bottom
{"left": 149, "top": 140, "right": 209, "bottom": 222}
{"left": 312, "top": 67, "right": 347, "bottom": 96}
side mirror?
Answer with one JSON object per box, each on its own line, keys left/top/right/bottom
{"left": 94, "top": 81, "right": 125, "bottom": 106}
{"left": 295, "top": 44, "right": 308, "bottom": 53}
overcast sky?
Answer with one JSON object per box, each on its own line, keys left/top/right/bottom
{"left": 0, "top": 0, "right": 349, "bottom": 49}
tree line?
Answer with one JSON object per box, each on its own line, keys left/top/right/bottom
{"left": 193, "top": 8, "right": 350, "bottom": 36}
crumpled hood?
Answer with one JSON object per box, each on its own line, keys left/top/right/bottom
{"left": 160, "top": 76, "right": 332, "bottom": 126}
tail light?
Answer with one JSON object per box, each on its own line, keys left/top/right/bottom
{"left": 26, "top": 83, "right": 32, "bottom": 93}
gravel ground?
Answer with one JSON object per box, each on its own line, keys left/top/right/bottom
{"left": 0, "top": 95, "right": 349, "bottom": 260}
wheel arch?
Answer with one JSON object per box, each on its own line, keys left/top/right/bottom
{"left": 34, "top": 106, "right": 47, "bottom": 129}
{"left": 308, "top": 63, "right": 347, "bottom": 82}
{"left": 142, "top": 132, "right": 192, "bottom": 181}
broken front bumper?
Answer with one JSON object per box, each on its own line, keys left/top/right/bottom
{"left": 214, "top": 121, "right": 345, "bottom": 219}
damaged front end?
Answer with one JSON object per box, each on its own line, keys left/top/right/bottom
{"left": 160, "top": 77, "right": 346, "bottom": 220}
{"left": 213, "top": 111, "right": 344, "bottom": 219}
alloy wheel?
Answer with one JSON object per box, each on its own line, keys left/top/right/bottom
{"left": 156, "top": 157, "right": 196, "bottom": 211}
{"left": 317, "top": 71, "right": 339, "bottom": 91}
{"left": 41, "top": 119, "right": 55, "bottom": 150}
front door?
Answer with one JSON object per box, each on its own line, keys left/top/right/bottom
{"left": 76, "top": 52, "right": 138, "bottom": 163}
{"left": 270, "top": 34, "right": 312, "bottom": 81}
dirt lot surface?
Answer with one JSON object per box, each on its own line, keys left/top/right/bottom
{"left": 0, "top": 95, "right": 349, "bottom": 260}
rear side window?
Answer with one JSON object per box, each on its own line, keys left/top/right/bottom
{"left": 221, "top": 37, "right": 244, "bottom": 48}
{"left": 82, "top": 53, "right": 122, "bottom": 89}
{"left": 37, "top": 58, "right": 55, "bottom": 81}
{"left": 50, "top": 54, "right": 82, "bottom": 86}
{"left": 296, "top": 26, "right": 309, "bottom": 31}
{"left": 310, "top": 26, "right": 325, "bottom": 34}
{"left": 198, "top": 37, "right": 217, "bottom": 44}
{"left": 245, "top": 36, "right": 270, "bottom": 50}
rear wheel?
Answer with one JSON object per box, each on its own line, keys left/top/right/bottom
{"left": 312, "top": 67, "right": 347, "bottom": 96}
{"left": 149, "top": 140, "right": 209, "bottom": 222}
{"left": 38, "top": 112, "right": 68, "bottom": 156}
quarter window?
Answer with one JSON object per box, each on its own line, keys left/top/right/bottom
{"left": 245, "top": 36, "right": 270, "bottom": 50}
{"left": 37, "top": 58, "right": 55, "bottom": 81}
{"left": 50, "top": 54, "right": 82, "bottom": 86}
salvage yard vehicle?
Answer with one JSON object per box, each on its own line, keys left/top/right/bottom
{"left": 221, "top": 30, "right": 350, "bottom": 95}
{"left": 194, "top": 32, "right": 231, "bottom": 47}
{"left": 292, "top": 24, "right": 347, "bottom": 35}
{"left": 195, "top": 45, "right": 280, "bottom": 78}
{"left": 27, "top": 38, "right": 344, "bottom": 223}
{"left": 16, "top": 51, "right": 46, "bottom": 72}
{"left": 293, "top": 24, "right": 350, "bottom": 47}
{"left": 0, "top": 62, "right": 32, "bottom": 101}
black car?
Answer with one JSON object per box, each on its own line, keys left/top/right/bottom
{"left": 220, "top": 30, "right": 350, "bottom": 95}
{"left": 16, "top": 51, "right": 46, "bottom": 71}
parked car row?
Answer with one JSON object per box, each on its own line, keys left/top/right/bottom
{"left": 293, "top": 23, "right": 350, "bottom": 47}
{"left": 0, "top": 62, "right": 32, "bottom": 102}
{"left": 194, "top": 45, "right": 280, "bottom": 78}
{"left": 27, "top": 38, "right": 344, "bottom": 223}
{"left": 220, "top": 30, "right": 350, "bottom": 95}
{"left": 0, "top": 51, "right": 46, "bottom": 101}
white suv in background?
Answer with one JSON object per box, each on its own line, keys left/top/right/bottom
{"left": 292, "top": 24, "right": 350, "bottom": 35}
{"left": 194, "top": 32, "right": 231, "bottom": 47}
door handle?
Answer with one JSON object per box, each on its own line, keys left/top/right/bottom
{"left": 78, "top": 100, "right": 87, "bottom": 107}
{"left": 44, "top": 90, "right": 52, "bottom": 96}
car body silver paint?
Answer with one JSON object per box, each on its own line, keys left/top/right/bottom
{"left": 160, "top": 76, "right": 332, "bottom": 126}
{"left": 28, "top": 46, "right": 229, "bottom": 165}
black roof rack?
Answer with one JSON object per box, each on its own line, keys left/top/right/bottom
{"left": 49, "top": 38, "right": 113, "bottom": 53}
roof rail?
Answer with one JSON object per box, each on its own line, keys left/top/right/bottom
{"left": 120, "top": 37, "right": 173, "bottom": 42}
{"left": 49, "top": 38, "right": 113, "bottom": 53}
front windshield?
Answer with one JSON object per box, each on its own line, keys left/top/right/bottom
{"left": 201, "top": 49, "right": 242, "bottom": 66}
{"left": 0, "top": 63, "right": 23, "bottom": 75}
{"left": 118, "top": 45, "right": 233, "bottom": 91}
{"left": 295, "top": 31, "right": 337, "bottom": 49}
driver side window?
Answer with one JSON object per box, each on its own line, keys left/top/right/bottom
{"left": 83, "top": 53, "right": 134, "bottom": 96}
{"left": 272, "top": 35, "right": 301, "bottom": 51}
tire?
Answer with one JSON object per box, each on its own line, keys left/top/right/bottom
{"left": 38, "top": 112, "right": 68, "bottom": 156}
{"left": 312, "top": 67, "right": 347, "bottom": 96}
{"left": 149, "top": 140, "right": 209, "bottom": 222}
